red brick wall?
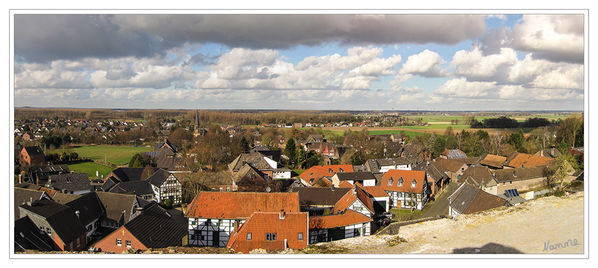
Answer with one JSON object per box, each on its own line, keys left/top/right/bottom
{"left": 19, "top": 149, "right": 31, "bottom": 166}
{"left": 53, "top": 232, "right": 86, "bottom": 251}
{"left": 93, "top": 226, "right": 147, "bottom": 253}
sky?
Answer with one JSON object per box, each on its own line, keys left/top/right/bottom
{"left": 13, "top": 14, "right": 585, "bottom": 111}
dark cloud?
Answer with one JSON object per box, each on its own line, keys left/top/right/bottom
{"left": 15, "top": 14, "right": 487, "bottom": 62}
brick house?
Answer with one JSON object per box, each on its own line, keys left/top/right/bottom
{"left": 185, "top": 192, "right": 300, "bottom": 247}
{"left": 92, "top": 204, "right": 187, "bottom": 253}
{"left": 19, "top": 146, "right": 46, "bottom": 167}
{"left": 299, "top": 165, "right": 354, "bottom": 186}
{"left": 18, "top": 199, "right": 87, "bottom": 251}
{"left": 381, "top": 170, "right": 429, "bottom": 210}
{"left": 226, "top": 211, "right": 309, "bottom": 253}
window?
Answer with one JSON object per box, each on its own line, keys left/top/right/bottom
{"left": 411, "top": 179, "right": 417, "bottom": 188}
{"left": 116, "top": 239, "right": 122, "bottom": 246}
{"left": 329, "top": 168, "right": 333, "bottom": 173}
{"left": 339, "top": 168, "right": 344, "bottom": 173}
{"left": 266, "top": 233, "right": 277, "bottom": 241}
{"left": 226, "top": 186, "right": 231, "bottom": 192}
{"left": 247, "top": 232, "right": 252, "bottom": 240}
{"left": 298, "top": 232, "right": 303, "bottom": 240}
{"left": 398, "top": 178, "right": 403, "bottom": 187}
{"left": 126, "top": 240, "right": 131, "bottom": 248}
{"left": 388, "top": 177, "right": 393, "bottom": 186}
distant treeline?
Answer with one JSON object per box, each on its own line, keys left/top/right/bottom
{"left": 188, "top": 110, "right": 357, "bottom": 126}
{"left": 15, "top": 108, "right": 356, "bottom": 125}
{"left": 15, "top": 108, "right": 185, "bottom": 121}
{"left": 470, "top": 116, "right": 553, "bottom": 128}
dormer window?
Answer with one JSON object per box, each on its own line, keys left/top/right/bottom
{"left": 411, "top": 179, "right": 417, "bottom": 188}
{"left": 339, "top": 168, "right": 344, "bottom": 173}
{"left": 388, "top": 178, "right": 393, "bottom": 186}
{"left": 329, "top": 168, "right": 333, "bottom": 174}
{"left": 398, "top": 177, "right": 403, "bottom": 187}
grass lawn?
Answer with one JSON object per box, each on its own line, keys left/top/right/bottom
{"left": 49, "top": 145, "right": 153, "bottom": 166}
{"left": 68, "top": 162, "right": 113, "bottom": 179}
{"left": 390, "top": 208, "right": 425, "bottom": 221}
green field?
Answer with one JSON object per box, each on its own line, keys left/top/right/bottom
{"left": 68, "top": 162, "right": 113, "bottom": 179}
{"left": 367, "top": 129, "right": 427, "bottom": 138}
{"left": 403, "top": 113, "right": 572, "bottom": 123}
{"left": 398, "top": 124, "right": 471, "bottom": 130}
{"left": 49, "top": 145, "right": 153, "bottom": 166}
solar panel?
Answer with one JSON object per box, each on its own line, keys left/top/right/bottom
{"left": 504, "top": 189, "right": 520, "bottom": 197}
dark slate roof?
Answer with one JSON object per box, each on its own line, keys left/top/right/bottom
{"left": 251, "top": 148, "right": 282, "bottom": 162}
{"left": 111, "top": 167, "right": 145, "bottom": 182}
{"left": 491, "top": 167, "right": 548, "bottom": 183}
{"left": 14, "top": 216, "right": 60, "bottom": 252}
{"left": 24, "top": 146, "right": 45, "bottom": 158}
{"left": 228, "top": 152, "right": 275, "bottom": 172}
{"left": 19, "top": 199, "right": 86, "bottom": 244}
{"left": 449, "top": 183, "right": 507, "bottom": 215}
{"left": 52, "top": 192, "right": 81, "bottom": 204}
{"left": 154, "top": 139, "right": 177, "bottom": 155}
{"left": 96, "top": 192, "right": 145, "bottom": 223}
{"left": 101, "top": 176, "right": 119, "bottom": 192}
{"left": 123, "top": 204, "right": 187, "bottom": 248}
{"left": 459, "top": 166, "right": 495, "bottom": 187}
{"left": 14, "top": 188, "right": 49, "bottom": 219}
{"left": 413, "top": 161, "right": 448, "bottom": 182}
{"left": 65, "top": 192, "right": 105, "bottom": 226}
{"left": 233, "top": 164, "right": 266, "bottom": 184}
{"left": 335, "top": 172, "right": 377, "bottom": 181}
{"left": 147, "top": 169, "right": 176, "bottom": 187}
{"left": 28, "top": 164, "right": 70, "bottom": 174}
{"left": 47, "top": 173, "right": 90, "bottom": 193}
{"left": 292, "top": 187, "right": 352, "bottom": 206}
{"left": 108, "top": 180, "right": 154, "bottom": 196}
{"left": 442, "top": 149, "right": 467, "bottom": 159}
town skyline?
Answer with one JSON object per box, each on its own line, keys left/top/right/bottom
{"left": 14, "top": 13, "right": 585, "bottom": 111}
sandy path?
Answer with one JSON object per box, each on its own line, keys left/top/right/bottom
{"left": 330, "top": 193, "right": 584, "bottom": 254}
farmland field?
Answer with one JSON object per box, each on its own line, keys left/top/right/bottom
{"left": 49, "top": 145, "right": 153, "bottom": 166}
{"left": 68, "top": 162, "right": 113, "bottom": 179}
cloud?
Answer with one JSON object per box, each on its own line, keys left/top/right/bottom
{"left": 451, "top": 47, "right": 583, "bottom": 90}
{"left": 435, "top": 77, "right": 496, "bottom": 97}
{"left": 479, "top": 14, "right": 583, "bottom": 63}
{"left": 451, "top": 46, "right": 517, "bottom": 81}
{"left": 15, "top": 14, "right": 487, "bottom": 62}
{"left": 399, "top": 49, "right": 447, "bottom": 77}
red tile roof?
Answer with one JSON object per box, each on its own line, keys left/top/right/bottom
{"left": 227, "top": 212, "right": 309, "bottom": 253}
{"left": 479, "top": 154, "right": 507, "bottom": 168}
{"left": 506, "top": 153, "right": 554, "bottom": 168}
{"left": 338, "top": 181, "right": 353, "bottom": 188}
{"left": 299, "top": 165, "right": 354, "bottom": 186}
{"left": 185, "top": 192, "right": 300, "bottom": 219}
{"left": 381, "top": 170, "right": 426, "bottom": 193}
{"left": 309, "top": 210, "right": 372, "bottom": 229}
{"left": 362, "top": 186, "right": 389, "bottom": 197}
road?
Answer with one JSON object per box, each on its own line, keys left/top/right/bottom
{"left": 422, "top": 182, "right": 459, "bottom": 218}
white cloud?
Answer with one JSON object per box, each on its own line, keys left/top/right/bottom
{"left": 451, "top": 46, "right": 517, "bottom": 81}
{"left": 435, "top": 77, "right": 496, "bottom": 97}
{"left": 399, "top": 49, "right": 447, "bottom": 77}
{"left": 511, "top": 15, "right": 584, "bottom": 63}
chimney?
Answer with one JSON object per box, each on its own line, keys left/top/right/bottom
{"left": 75, "top": 210, "right": 80, "bottom": 219}
{"left": 279, "top": 210, "right": 286, "bottom": 220}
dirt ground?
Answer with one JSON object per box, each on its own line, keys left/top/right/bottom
{"left": 325, "top": 192, "right": 584, "bottom": 254}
